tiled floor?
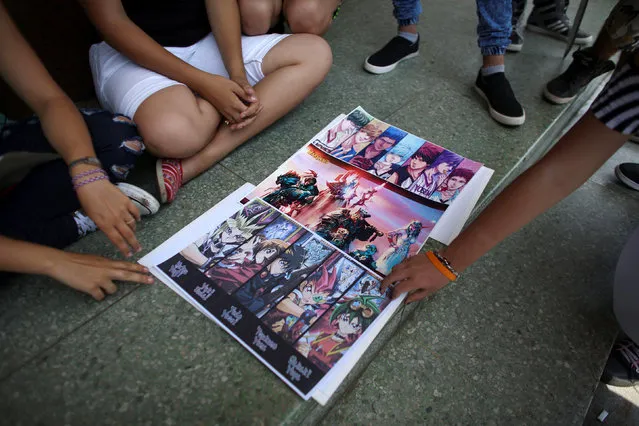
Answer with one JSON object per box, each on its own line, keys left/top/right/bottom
{"left": 2, "top": 0, "right": 633, "bottom": 424}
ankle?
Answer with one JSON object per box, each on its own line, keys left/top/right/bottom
{"left": 483, "top": 55, "right": 505, "bottom": 68}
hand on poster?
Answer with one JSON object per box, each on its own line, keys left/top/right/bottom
{"left": 381, "top": 252, "right": 449, "bottom": 303}
{"left": 49, "top": 252, "right": 154, "bottom": 301}
{"left": 75, "top": 178, "right": 141, "bottom": 257}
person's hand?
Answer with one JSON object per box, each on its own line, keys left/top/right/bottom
{"left": 75, "top": 177, "right": 141, "bottom": 257}
{"left": 229, "top": 73, "right": 262, "bottom": 130}
{"left": 196, "top": 74, "right": 259, "bottom": 130}
{"left": 381, "top": 252, "right": 450, "bottom": 304}
{"left": 48, "top": 251, "right": 153, "bottom": 301}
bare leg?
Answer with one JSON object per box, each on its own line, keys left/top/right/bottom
{"left": 483, "top": 54, "right": 505, "bottom": 67}
{"left": 399, "top": 24, "right": 417, "bottom": 34}
{"left": 238, "top": 0, "right": 283, "bottom": 36}
{"left": 284, "top": 0, "right": 342, "bottom": 35}
{"left": 133, "top": 85, "right": 221, "bottom": 159}
{"left": 181, "top": 34, "right": 332, "bottom": 182}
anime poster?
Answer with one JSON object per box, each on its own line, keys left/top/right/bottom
{"left": 203, "top": 215, "right": 305, "bottom": 294}
{"left": 313, "top": 107, "right": 483, "bottom": 206}
{"left": 293, "top": 273, "right": 389, "bottom": 373}
{"left": 155, "top": 199, "right": 395, "bottom": 399}
{"left": 245, "top": 144, "right": 445, "bottom": 275}
{"left": 163, "top": 199, "right": 280, "bottom": 275}
{"left": 261, "top": 252, "right": 365, "bottom": 344}
{"left": 232, "top": 231, "right": 335, "bottom": 317}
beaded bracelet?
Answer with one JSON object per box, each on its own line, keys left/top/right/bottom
{"left": 68, "top": 156, "right": 102, "bottom": 170}
{"left": 426, "top": 250, "right": 459, "bottom": 282}
{"left": 73, "top": 174, "right": 109, "bottom": 191}
{"left": 71, "top": 168, "right": 106, "bottom": 183}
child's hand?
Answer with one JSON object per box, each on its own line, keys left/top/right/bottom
{"left": 229, "top": 74, "right": 262, "bottom": 130}
{"left": 198, "top": 74, "right": 250, "bottom": 126}
{"left": 75, "top": 177, "right": 141, "bottom": 257}
{"left": 381, "top": 253, "right": 450, "bottom": 304}
{"left": 48, "top": 252, "right": 153, "bottom": 300}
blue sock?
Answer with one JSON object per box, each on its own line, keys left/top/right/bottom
{"left": 481, "top": 64, "right": 505, "bottom": 76}
{"left": 398, "top": 31, "right": 418, "bottom": 44}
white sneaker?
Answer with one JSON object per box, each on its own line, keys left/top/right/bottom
{"left": 116, "top": 182, "right": 160, "bottom": 216}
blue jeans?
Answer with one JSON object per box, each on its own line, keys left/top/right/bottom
{"left": 393, "top": 0, "right": 511, "bottom": 56}
{"left": 393, "top": 0, "right": 422, "bottom": 26}
{"left": 476, "top": 0, "right": 512, "bottom": 56}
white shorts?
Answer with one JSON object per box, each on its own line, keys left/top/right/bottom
{"left": 89, "top": 33, "right": 290, "bottom": 119}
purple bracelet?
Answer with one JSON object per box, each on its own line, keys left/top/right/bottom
{"left": 73, "top": 174, "right": 109, "bottom": 190}
{"left": 71, "top": 168, "right": 106, "bottom": 183}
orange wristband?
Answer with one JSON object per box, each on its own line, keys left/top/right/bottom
{"left": 426, "top": 251, "right": 458, "bottom": 281}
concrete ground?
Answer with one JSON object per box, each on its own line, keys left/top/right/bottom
{"left": 2, "top": 0, "right": 638, "bottom": 424}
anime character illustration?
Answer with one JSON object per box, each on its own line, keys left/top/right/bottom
{"left": 331, "top": 119, "right": 389, "bottom": 162}
{"left": 264, "top": 264, "right": 339, "bottom": 342}
{"left": 234, "top": 234, "right": 335, "bottom": 316}
{"left": 314, "top": 208, "right": 384, "bottom": 251}
{"left": 376, "top": 221, "right": 423, "bottom": 274}
{"left": 349, "top": 185, "right": 381, "bottom": 208}
{"left": 323, "top": 171, "right": 360, "bottom": 207}
{"left": 349, "top": 127, "right": 407, "bottom": 171}
{"left": 233, "top": 243, "right": 308, "bottom": 313}
{"left": 349, "top": 244, "right": 378, "bottom": 271}
{"left": 260, "top": 217, "right": 297, "bottom": 241}
{"left": 205, "top": 236, "right": 290, "bottom": 294}
{"left": 263, "top": 254, "right": 366, "bottom": 342}
{"left": 295, "top": 294, "right": 383, "bottom": 372}
{"left": 262, "top": 169, "right": 319, "bottom": 217}
{"left": 314, "top": 108, "right": 372, "bottom": 151}
{"left": 430, "top": 167, "right": 474, "bottom": 205}
{"left": 387, "top": 144, "right": 443, "bottom": 190}
{"left": 368, "top": 151, "right": 403, "bottom": 179}
{"left": 408, "top": 150, "right": 463, "bottom": 198}
{"left": 179, "top": 203, "right": 273, "bottom": 271}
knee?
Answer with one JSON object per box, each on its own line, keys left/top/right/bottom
{"left": 286, "top": 2, "right": 332, "bottom": 35}
{"left": 239, "top": 0, "right": 274, "bottom": 36}
{"left": 294, "top": 34, "right": 333, "bottom": 77}
{"left": 138, "top": 113, "right": 212, "bottom": 159}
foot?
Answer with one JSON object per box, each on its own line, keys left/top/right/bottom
{"left": 475, "top": 70, "right": 525, "bottom": 126}
{"left": 615, "top": 163, "right": 639, "bottom": 191}
{"left": 156, "top": 158, "right": 183, "bottom": 203}
{"left": 506, "top": 29, "right": 524, "bottom": 52}
{"left": 364, "top": 35, "right": 419, "bottom": 74}
{"left": 526, "top": 12, "right": 593, "bottom": 45}
{"left": 601, "top": 338, "right": 639, "bottom": 387}
{"left": 116, "top": 182, "right": 160, "bottom": 216}
{"left": 543, "top": 48, "right": 615, "bottom": 104}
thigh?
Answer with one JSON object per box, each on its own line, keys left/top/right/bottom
{"left": 191, "top": 33, "right": 289, "bottom": 85}
{"left": 0, "top": 159, "right": 81, "bottom": 248}
{"left": 260, "top": 33, "right": 329, "bottom": 76}
{"left": 82, "top": 110, "right": 145, "bottom": 180}
{"left": 90, "top": 41, "right": 185, "bottom": 119}
{"left": 0, "top": 116, "right": 54, "bottom": 156}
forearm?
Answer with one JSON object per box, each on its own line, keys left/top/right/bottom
{"left": 205, "top": 0, "right": 245, "bottom": 78}
{"left": 442, "top": 112, "right": 628, "bottom": 272}
{"left": 0, "top": 236, "right": 61, "bottom": 277}
{"left": 0, "top": 2, "right": 95, "bottom": 163}
{"left": 38, "top": 96, "right": 96, "bottom": 164}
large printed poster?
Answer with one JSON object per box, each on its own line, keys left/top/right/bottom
{"left": 155, "top": 199, "right": 392, "bottom": 398}
{"left": 147, "top": 107, "right": 490, "bottom": 401}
